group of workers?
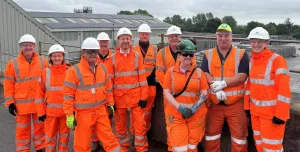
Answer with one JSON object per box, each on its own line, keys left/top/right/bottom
{"left": 3, "top": 22, "right": 291, "bottom": 152}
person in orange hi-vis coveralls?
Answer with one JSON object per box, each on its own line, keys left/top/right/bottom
{"left": 244, "top": 27, "right": 291, "bottom": 152}
{"left": 35, "top": 44, "right": 70, "bottom": 152}
{"left": 106, "top": 27, "right": 149, "bottom": 152}
{"left": 156, "top": 25, "right": 196, "bottom": 151}
{"left": 4, "top": 34, "right": 48, "bottom": 152}
{"left": 91, "top": 32, "right": 114, "bottom": 152}
{"left": 63, "top": 37, "right": 121, "bottom": 152}
{"left": 134, "top": 23, "right": 158, "bottom": 132}
{"left": 201, "top": 24, "right": 249, "bottom": 152}
{"left": 163, "top": 40, "right": 209, "bottom": 152}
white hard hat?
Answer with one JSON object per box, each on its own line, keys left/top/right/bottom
{"left": 247, "top": 27, "right": 270, "bottom": 40}
{"left": 97, "top": 32, "right": 110, "bottom": 41}
{"left": 166, "top": 25, "right": 182, "bottom": 35}
{"left": 81, "top": 37, "right": 100, "bottom": 50}
{"left": 117, "top": 27, "right": 132, "bottom": 38}
{"left": 48, "top": 44, "right": 65, "bottom": 55}
{"left": 138, "top": 24, "right": 151, "bottom": 33}
{"left": 19, "top": 34, "right": 36, "bottom": 44}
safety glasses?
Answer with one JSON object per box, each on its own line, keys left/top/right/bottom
{"left": 181, "top": 52, "right": 194, "bottom": 57}
{"left": 85, "top": 50, "right": 98, "bottom": 55}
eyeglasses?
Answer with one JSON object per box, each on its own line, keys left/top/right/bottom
{"left": 181, "top": 53, "right": 194, "bottom": 57}
{"left": 216, "top": 33, "right": 232, "bottom": 38}
{"left": 85, "top": 50, "right": 98, "bottom": 54}
{"left": 119, "top": 37, "right": 132, "bottom": 42}
{"left": 249, "top": 39, "right": 268, "bottom": 44}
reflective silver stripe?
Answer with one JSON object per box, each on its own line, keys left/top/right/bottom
{"left": 255, "top": 140, "right": 262, "bottom": 145}
{"left": 156, "top": 66, "right": 167, "bottom": 72}
{"left": 46, "top": 135, "right": 57, "bottom": 142}
{"left": 13, "top": 59, "right": 20, "bottom": 80}
{"left": 34, "top": 134, "right": 45, "bottom": 140}
{"left": 139, "top": 81, "right": 147, "bottom": 86}
{"left": 77, "top": 82, "right": 105, "bottom": 90}
{"left": 114, "top": 83, "right": 139, "bottom": 89}
{"left": 213, "top": 77, "right": 230, "bottom": 81}
{"left": 188, "top": 144, "right": 197, "bottom": 150}
{"left": 46, "top": 145, "right": 55, "bottom": 150}
{"left": 115, "top": 71, "right": 138, "bottom": 77}
{"left": 74, "top": 99, "right": 106, "bottom": 108}
{"left": 134, "top": 52, "right": 139, "bottom": 70}
{"left": 253, "top": 130, "right": 261, "bottom": 136}
{"left": 16, "top": 144, "right": 30, "bottom": 151}
{"left": 250, "top": 78, "right": 275, "bottom": 86}
{"left": 108, "top": 74, "right": 114, "bottom": 79}
{"left": 64, "top": 95, "right": 74, "bottom": 100}
{"left": 35, "top": 99, "right": 44, "bottom": 104}
{"left": 138, "top": 69, "right": 146, "bottom": 75}
{"left": 17, "top": 123, "right": 29, "bottom": 128}
{"left": 275, "top": 68, "right": 289, "bottom": 75}
{"left": 245, "top": 90, "right": 250, "bottom": 95}
{"left": 251, "top": 98, "right": 277, "bottom": 107}
{"left": 64, "top": 81, "right": 77, "bottom": 89}
{"left": 205, "top": 134, "right": 221, "bottom": 141}
{"left": 263, "top": 147, "right": 283, "bottom": 152}
{"left": 16, "top": 139, "right": 30, "bottom": 143}
{"left": 60, "top": 133, "right": 69, "bottom": 138}
{"left": 249, "top": 60, "right": 253, "bottom": 72}
{"left": 210, "top": 89, "right": 245, "bottom": 96}
{"left": 111, "top": 145, "right": 121, "bottom": 152}
{"left": 145, "top": 111, "right": 151, "bottom": 115}
{"left": 118, "top": 137, "right": 130, "bottom": 144}
{"left": 265, "top": 54, "right": 279, "bottom": 81}
{"left": 231, "top": 136, "right": 247, "bottom": 145}
{"left": 135, "top": 140, "right": 146, "bottom": 146}
{"left": 115, "top": 132, "right": 128, "bottom": 138}
{"left": 173, "top": 145, "right": 188, "bottom": 151}
{"left": 262, "top": 137, "right": 283, "bottom": 145}
{"left": 16, "top": 76, "right": 40, "bottom": 83}
{"left": 170, "top": 67, "right": 175, "bottom": 94}
{"left": 144, "top": 58, "right": 155, "bottom": 63}
{"left": 207, "top": 49, "right": 213, "bottom": 73}
{"left": 135, "top": 135, "right": 144, "bottom": 140}
{"left": 45, "top": 68, "right": 62, "bottom": 91}
{"left": 161, "top": 48, "right": 166, "bottom": 68}
{"left": 4, "top": 96, "right": 14, "bottom": 102}
{"left": 34, "top": 140, "right": 44, "bottom": 145}
{"left": 153, "top": 45, "right": 157, "bottom": 61}
{"left": 235, "top": 49, "right": 241, "bottom": 75}
{"left": 74, "top": 65, "right": 84, "bottom": 86}
{"left": 99, "top": 63, "right": 107, "bottom": 76}
{"left": 277, "top": 95, "right": 290, "bottom": 104}
{"left": 47, "top": 103, "right": 63, "bottom": 108}
{"left": 15, "top": 98, "right": 34, "bottom": 104}
{"left": 33, "top": 120, "right": 43, "bottom": 124}
{"left": 145, "top": 67, "right": 154, "bottom": 72}
{"left": 4, "top": 76, "right": 14, "bottom": 81}
{"left": 106, "top": 88, "right": 113, "bottom": 92}
{"left": 181, "top": 92, "right": 197, "bottom": 97}
{"left": 59, "top": 142, "right": 68, "bottom": 147}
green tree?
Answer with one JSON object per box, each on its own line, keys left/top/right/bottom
{"left": 234, "top": 25, "right": 247, "bottom": 34}
{"left": 284, "top": 18, "right": 293, "bottom": 34}
{"left": 206, "top": 17, "right": 221, "bottom": 33}
{"left": 185, "top": 18, "right": 194, "bottom": 31}
{"left": 192, "top": 13, "right": 207, "bottom": 32}
{"left": 163, "top": 17, "right": 172, "bottom": 24}
{"left": 222, "top": 16, "right": 237, "bottom": 32}
{"left": 265, "top": 22, "right": 277, "bottom": 35}
{"left": 277, "top": 23, "right": 290, "bottom": 35}
{"left": 117, "top": 10, "right": 133, "bottom": 15}
{"left": 206, "top": 12, "right": 214, "bottom": 20}
{"left": 246, "top": 21, "right": 265, "bottom": 34}
{"left": 133, "top": 9, "right": 153, "bottom": 17}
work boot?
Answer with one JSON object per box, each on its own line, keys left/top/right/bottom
{"left": 36, "top": 148, "right": 45, "bottom": 152}
{"left": 91, "top": 141, "right": 100, "bottom": 152}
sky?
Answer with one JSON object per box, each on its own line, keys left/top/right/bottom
{"left": 13, "top": 0, "right": 300, "bottom": 25}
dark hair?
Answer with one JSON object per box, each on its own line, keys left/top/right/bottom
{"left": 49, "top": 53, "right": 65, "bottom": 65}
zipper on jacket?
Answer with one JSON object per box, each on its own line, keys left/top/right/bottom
{"left": 221, "top": 59, "right": 224, "bottom": 80}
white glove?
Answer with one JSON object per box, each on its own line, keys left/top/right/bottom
{"left": 216, "top": 90, "right": 227, "bottom": 101}
{"left": 210, "top": 80, "right": 227, "bottom": 92}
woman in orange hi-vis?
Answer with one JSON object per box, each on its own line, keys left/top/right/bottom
{"left": 163, "top": 40, "right": 209, "bottom": 152}
{"left": 35, "top": 44, "right": 70, "bottom": 152}
{"left": 245, "top": 27, "right": 291, "bottom": 152}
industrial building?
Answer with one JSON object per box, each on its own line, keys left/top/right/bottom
{"left": 0, "top": 0, "right": 171, "bottom": 72}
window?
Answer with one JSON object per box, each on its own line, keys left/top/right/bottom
{"left": 148, "top": 20, "right": 157, "bottom": 24}
{"left": 90, "top": 19, "right": 100, "bottom": 23}
{"left": 66, "top": 18, "right": 77, "bottom": 23}
{"left": 79, "top": 19, "right": 89, "bottom": 23}
{"left": 47, "top": 18, "right": 60, "bottom": 23}
{"left": 131, "top": 20, "right": 140, "bottom": 24}
{"left": 113, "top": 19, "right": 123, "bottom": 23}
{"left": 123, "top": 19, "right": 132, "bottom": 23}
{"left": 139, "top": 20, "right": 147, "bottom": 23}
{"left": 100, "top": 19, "right": 111, "bottom": 23}
{"left": 35, "top": 18, "right": 44, "bottom": 23}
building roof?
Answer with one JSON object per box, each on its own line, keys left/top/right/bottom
{"left": 28, "top": 11, "right": 171, "bottom": 31}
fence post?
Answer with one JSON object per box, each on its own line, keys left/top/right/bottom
{"left": 161, "top": 34, "right": 164, "bottom": 48}
{"left": 38, "top": 41, "right": 42, "bottom": 56}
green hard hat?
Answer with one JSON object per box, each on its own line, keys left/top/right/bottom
{"left": 177, "top": 40, "right": 197, "bottom": 53}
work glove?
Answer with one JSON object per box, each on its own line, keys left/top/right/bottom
{"left": 245, "top": 110, "right": 251, "bottom": 126}
{"left": 216, "top": 90, "right": 227, "bottom": 101}
{"left": 178, "top": 105, "right": 193, "bottom": 119}
{"left": 8, "top": 103, "right": 17, "bottom": 116}
{"left": 38, "top": 114, "right": 46, "bottom": 122}
{"left": 210, "top": 80, "right": 227, "bottom": 92}
{"left": 107, "top": 105, "right": 114, "bottom": 119}
{"left": 66, "top": 115, "right": 77, "bottom": 130}
{"left": 138, "top": 100, "right": 147, "bottom": 108}
{"left": 272, "top": 116, "right": 285, "bottom": 125}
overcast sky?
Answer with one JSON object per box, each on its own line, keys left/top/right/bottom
{"left": 13, "top": 0, "right": 300, "bottom": 25}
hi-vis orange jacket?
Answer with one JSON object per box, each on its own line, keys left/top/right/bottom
{"left": 134, "top": 44, "right": 157, "bottom": 77}
{"left": 97, "top": 49, "right": 113, "bottom": 67}
{"left": 106, "top": 46, "right": 148, "bottom": 108}
{"left": 4, "top": 52, "right": 48, "bottom": 115}
{"left": 63, "top": 57, "right": 113, "bottom": 116}
{"left": 156, "top": 46, "right": 196, "bottom": 86}
{"left": 244, "top": 48, "right": 291, "bottom": 121}
{"left": 204, "top": 47, "right": 245, "bottom": 104}
{"left": 35, "top": 64, "right": 69, "bottom": 117}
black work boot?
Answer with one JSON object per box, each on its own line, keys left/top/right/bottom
{"left": 36, "top": 148, "right": 45, "bottom": 152}
{"left": 91, "top": 141, "right": 100, "bottom": 152}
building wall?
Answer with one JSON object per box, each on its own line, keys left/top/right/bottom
{"left": 0, "top": 0, "right": 60, "bottom": 72}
